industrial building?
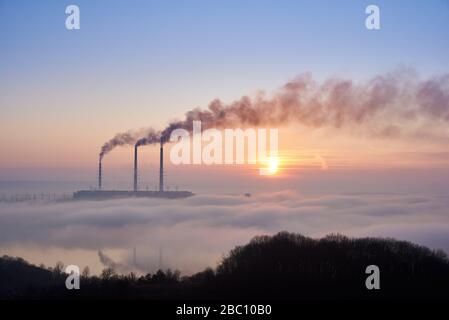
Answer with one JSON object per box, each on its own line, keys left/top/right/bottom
{"left": 73, "top": 140, "right": 193, "bottom": 200}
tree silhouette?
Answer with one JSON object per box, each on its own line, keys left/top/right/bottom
{"left": 1, "top": 232, "right": 448, "bottom": 299}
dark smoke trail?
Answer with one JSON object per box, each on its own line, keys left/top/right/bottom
{"left": 100, "top": 132, "right": 138, "bottom": 160}
{"left": 98, "top": 250, "right": 120, "bottom": 270}
{"left": 100, "top": 69, "right": 449, "bottom": 153}
{"left": 98, "top": 250, "right": 131, "bottom": 274}
{"left": 99, "top": 129, "right": 152, "bottom": 159}
{"left": 157, "top": 69, "right": 449, "bottom": 142}
{"left": 135, "top": 128, "right": 160, "bottom": 147}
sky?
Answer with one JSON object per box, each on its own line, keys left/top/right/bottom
{"left": 1, "top": 0, "right": 449, "bottom": 185}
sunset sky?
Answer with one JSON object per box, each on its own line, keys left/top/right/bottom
{"left": 1, "top": 0, "right": 449, "bottom": 187}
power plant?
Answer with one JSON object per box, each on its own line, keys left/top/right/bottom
{"left": 74, "top": 140, "right": 193, "bottom": 200}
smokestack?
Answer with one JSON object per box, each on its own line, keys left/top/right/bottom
{"left": 159, "top": 140, "right": 164, "bottom": 192}
{"left": 134, "top": 145, "right": 138, "bottom": 192}
{"left": 98, "top": 158, "right": 102, "bottom": 190}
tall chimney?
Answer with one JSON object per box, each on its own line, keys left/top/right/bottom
{"left": 159, "top": 140, "right": 164, "bottom": 192}
{"left": 133, "top": 145, "right": 138, "bottom": 192}
{"left": 98, "top": 157, "right": 102, "bottom": 190}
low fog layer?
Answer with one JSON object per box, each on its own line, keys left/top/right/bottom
{"left": 1, "top": 191, "right": 448, "bottom": 274}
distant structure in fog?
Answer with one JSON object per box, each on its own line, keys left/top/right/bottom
{"left": 74, "top": 139, "right": 193, "bottom": 200}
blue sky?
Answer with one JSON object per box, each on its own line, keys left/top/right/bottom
{"left": 2, "top": 0, "right": 448, "bottom": 100}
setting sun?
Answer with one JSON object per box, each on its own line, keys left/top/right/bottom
{"left": 269, "top": 156, "right": 279, "bottom": 174}
{"left": 259, "top": 156, "right": 280, "bottom": 176}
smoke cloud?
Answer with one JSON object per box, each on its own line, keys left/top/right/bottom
{"left": 100, "top": 69, "right": 449, "bottom": 157}
{"left": 135, "top": 128, "right": 160, "bottom": 147}
{"left": 98, "top": 250, "right": 132, "bottom": 274}
{"left": 100, "top": 131, "right": 141, "bottom": 160}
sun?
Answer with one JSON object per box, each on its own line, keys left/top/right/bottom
{"left": 268, "top": 156, "right": 279, "bottom": 174}
{"left": 258, "top": 155, "right": 281, "bottom": 176}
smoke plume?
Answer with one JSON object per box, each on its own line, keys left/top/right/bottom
{"left": 135, "top": 128, "right": 160, "bottom": 147}
{"left": 100, "top": 69, "right": 449, "bottom": 156}
{"left": 99, "top": 128, "right": 152, "bottom": 160}
{"left": 98, "top": 250, "right": 131, "bottom": 273}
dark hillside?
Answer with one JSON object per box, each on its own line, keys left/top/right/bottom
{"left": 1, "top": 232, "right": 448, "bottom": 300}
